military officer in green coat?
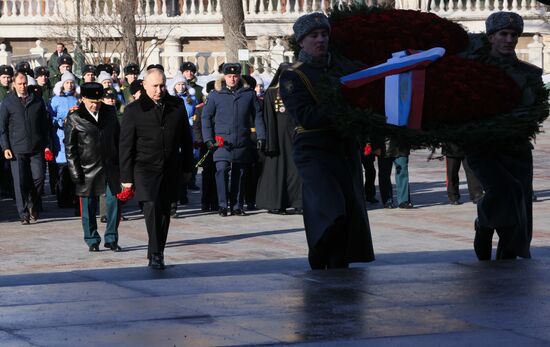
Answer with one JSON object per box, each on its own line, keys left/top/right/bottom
{"left": 50, "top": 55, "right": 80, "bottom": 86}
{"left": 34, "top": 66, "right": 53, "bottom": 103}
{"left": 121, "top": 63, "right": 140, "bottom": 104}
{"left": 0, "top": 65, "right": 13, "bottom": 103}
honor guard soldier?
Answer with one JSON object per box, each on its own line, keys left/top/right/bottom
{"left": 279, "top": 13, "right": 375, "bottom": 269}
{"left": 0, "top": 65, "right": 13, "bottom": 103}
{"left": 51, "top": 55, "right": 80, "bottom": 86}
{"left": 81, "top": 65, "right": 96, "bottom": 83}
{"left": 34, "top": 66, "right": 53, "bottom": 103}
{"left": 121, "top": 63, "right": 140, "bottom": 104}
{"left": 466, "top": 12, "right": 544, "bottom": 260}
{"left": 180, "top": 62, "right": 204, "bottom": 102}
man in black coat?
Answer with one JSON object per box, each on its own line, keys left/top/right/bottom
{"left": 0, "top": 72, "right": 50, "bottom": 224}
{"left": 119, "top": 68, "right": 194, "bottom": 270}
{"left": 64, "top": 82, "right": 123, "bottom": 252}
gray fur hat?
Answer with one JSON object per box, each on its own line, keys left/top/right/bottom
{"left": 485, "top": 11, "right": 523, "bottom": 36}
{"left": 293, "top": 12, "right": 330, "bottom": 43}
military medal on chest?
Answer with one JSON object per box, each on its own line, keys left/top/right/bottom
{"left": 275, "top": 94, "right": 285, "bottom": 113}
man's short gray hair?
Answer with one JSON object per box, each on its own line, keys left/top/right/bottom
{"left": 143, "top": 68, "right": 166, "bottom": 83}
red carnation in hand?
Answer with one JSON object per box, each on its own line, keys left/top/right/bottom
{"left": 116, "top": 186, "right": 135, "bottom": 202}
{"left": 44, "top": 148, "right": 54, "bottom": 162}
{"left": 363, "top": 144, "right": 372, "bottom": 156}
{"left": 215, "top": 135, "right": 225, "bottom": 148}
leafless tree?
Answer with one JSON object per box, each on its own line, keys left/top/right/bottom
{"left": 220, "top": 0, "right": 248, "bottom": 63}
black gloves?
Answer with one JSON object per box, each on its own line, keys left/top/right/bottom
{"left": 257, "top": 139, "right": 265, "bottom": 151}
{"left": 206, "top": 140, "right": 215, "bottom": 150}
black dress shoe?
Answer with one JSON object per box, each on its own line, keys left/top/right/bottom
{"left": 20, "top": 218, "right": 30, "bottom": 225}
{"left": 218, "top": 208, "right": 228, "bottom": 217}
{"left": 231, "top": 209, "right": 246, "bottom": 216}
{"left": 268, "top": 209, "right": 286, "bottom": 215}
{"left": 100, "top": 216, "right": 107, "bottom": 223}
{"left": 104, "top": 242, "right": 122, "bottom": 252}
{"left": 474, "top": 218, "right": 493, "bottom": 261}
{"left": 29, "top": 208, "right": 39, "bottom": 222}
{"left": 246, "top": 204, "right": 257, "bottom": 211}
{"left": 150, "top": 254, "right": 165, "bottom": 270}
{"left": 449, "top": 200, "right": 462, "bottom": 205}
{"left": 398, "top": 202, "right": 414, "bottom": 209}
{"left": 88, "top": 243, "right": 100, "bottom": 252}
{"left": 293, "top": 208, "right": 303, "bottom": 214}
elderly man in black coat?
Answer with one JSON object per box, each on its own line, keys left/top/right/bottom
{"left": 64, "top": 82, "right": 122, "bottom": 252}
{"left": 119, "top": 68, "right": 193, "bottom": 270}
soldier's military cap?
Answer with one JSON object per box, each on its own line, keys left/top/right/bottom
{"left": 95, "top": 64, "right": 113, "bottom": 76}
{"left": 27, "top": 85, "right": 42, "bottom": 96}
{"left": 180, "top": 61, "right": 197, "bottom": 73}
{"left": 242, "top": 75, "right": 256, "bottom": 89}
{"left": 124, "top": 63, "right": 140, "bottom": 75}
{"left": 16, "top": 61, "right": 34, "bottom": 77}
{"left": 222, "top": 63, "right": 241, "bottom": 75}
{"left": 293, "top": 12, "right": 330, "bottom": 43}
{"left": 0, "top": 65, "right": 14, "bottom": 77}
{"left": 129, "top": 79, "right": 143, "bottom": 95}
{"left": 146, "top": 64, "right": 164, "bottom": 71}
{"left": 486, "top": 11, "right": 523, "bottom": 36}
{"left": 112, "top": 64, "right": 120, "bottom": 74}
{"left": 80, "top": 82, "right": 104, "bottom": 101}
{"left": 81, "top": 64, "right": 96, "bottom": 75}
{"left": 57, "top": 54, "right": 73, "bottom": 66}
{"left": 206, "top": 80, "right": 216, "bottom": 94}
{"left": 34, "top": 66, "right": 49, "bottom": 77}
{"left": 103, "top": 87, "right": 117, "bottom": 99}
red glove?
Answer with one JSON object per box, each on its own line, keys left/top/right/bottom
{"left": 116, "top": 186, "right": 135, "bottom": 202}
{"left": 214, "top": 135, "right": 225, "bottom": 148}
{"left": 44, "top": 148, "right": 54, "bottom": 162}
{"left": 363, "top": 144, "right": 372, "bottom": 156}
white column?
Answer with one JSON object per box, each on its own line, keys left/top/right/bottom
{"left": 146, "top": 39, "right": 161, "bottom": 66}
{"left": 163, "top": 36, "right": 181, "bottom": 78}
{"left": 528, "top": 34, "right": 544, "bottom": 69}
{"left": 0, "top": 44, "right": 12, "bottom": 66}
{"left": 30, "top": 39, "right": 47, "bottom": 66}
{"left": 270, "top": 38, "right": 285, "bottom": 72}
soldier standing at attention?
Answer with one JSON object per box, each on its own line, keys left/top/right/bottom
{"left": 279, "top": 13, "right": 375, "bottom": 270}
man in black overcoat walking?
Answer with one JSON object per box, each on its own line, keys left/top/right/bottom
{"left": 119, "top": 68, "right": 193, "bottom": 270}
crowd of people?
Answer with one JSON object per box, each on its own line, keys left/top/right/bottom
{"left": 0, "top": 10, "right": 544, "bottom": 270}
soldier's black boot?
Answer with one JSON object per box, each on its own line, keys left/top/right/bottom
{"left": 474, "top": 218, "right": 493, "bottom": 261}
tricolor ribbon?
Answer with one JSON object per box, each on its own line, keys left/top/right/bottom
{"left": 340, "top": 47, "right": 445, "bottom": 130}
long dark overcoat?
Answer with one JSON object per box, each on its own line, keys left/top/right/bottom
{"left": 201, "top": 78, "right": 265, "bottom": 163}
{"left": 64, "top": 103, "right": 121, "bottom": 196}
{"left": 119, "top": 93, "right": 193, "bottom": 202}
{"left": 280, "top": 61, "right": 375, "bottom": 264}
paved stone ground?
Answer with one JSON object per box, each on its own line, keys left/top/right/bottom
{"left": 1, "top": 123, "right": 550, "bottom": 346}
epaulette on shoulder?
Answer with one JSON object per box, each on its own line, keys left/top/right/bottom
{"left": 288, "top": 61, "right": 303, "bottom": 71}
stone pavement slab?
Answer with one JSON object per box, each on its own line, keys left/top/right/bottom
{"left": 1, "top": 123, "right": 550, "bottom": 345}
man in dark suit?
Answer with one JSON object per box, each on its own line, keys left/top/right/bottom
{"left": 64, "top": 82, "right": 123, "bottom": 252}
{"left": 119, "top": 68, "right": 193, "bottom": 270}
{"left": 0, "top": 72, "right": 50, "bottom": 224}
